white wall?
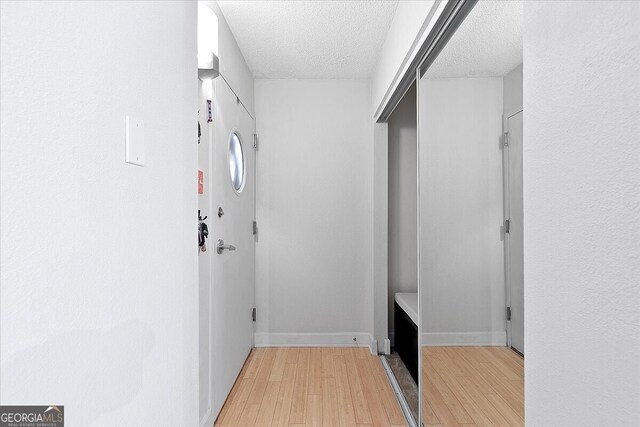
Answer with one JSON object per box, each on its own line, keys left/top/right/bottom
{"left": 254, "top": 79, "right": 373, "bottom": 347}
{"left": 372, "top": 0, "right": 443, "bottom": 118}
{"left": 388, "top": 83, "right": 417, "bottom": 342}
{"left": 503, "top": 63, "right": 523, "bottom": 117}
{"left": 524, "top": 1, "right": 640, "bottom": 424}
{"left": 419, "top": 77, "right": 506, "bottom": 345}
{"left": 0, "top": 1, "right": 197, "bottom": 425}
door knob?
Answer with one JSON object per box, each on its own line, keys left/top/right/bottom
{"left": 216, "top": 239, "right": 236, "bottom": 254}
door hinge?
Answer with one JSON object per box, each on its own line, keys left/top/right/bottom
{"left": 507, "top": 306, "right": 512, "bottom": 321}
{"left": 253, "top": 133, "right": 258, "bottom": 149}
{"left": 252, "top": 221, "right": 258, "bottom": 235}
{"left": 505, "top": 219, "right": 511, "bottom": 234}
{"left": 503, "top": 132, "right": 509, "bottom": 147}
{"left": 251, "top": 307, "right": 257, "bottom": 322}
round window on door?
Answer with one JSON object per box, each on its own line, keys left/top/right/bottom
{"left": 228, "top": 132, "right": 246, "bottom": 193}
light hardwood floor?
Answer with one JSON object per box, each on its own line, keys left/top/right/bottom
{"left": 423, "top": 346, "right": 524, "bottom": 427}
{"left": 215, "top": 347, "right": 407, "bottom": 427}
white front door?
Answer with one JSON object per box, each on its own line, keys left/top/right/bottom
{"left": 211, "top": 78, "right": 256, "bottom": 418}
{"left": 506, "top": 110, "right": 524, "bottom": 354}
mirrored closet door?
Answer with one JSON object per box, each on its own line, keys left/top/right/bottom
{"left": 417, "top": 1, "right": 525, "bottom": 425}
{"left": 383, "top": 82, "right": 420, "bottom": 426}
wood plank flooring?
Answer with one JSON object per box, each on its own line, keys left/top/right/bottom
{"left": 215, "top": 347, "right": 406, "bottom": 427}
{"left": 422, "top": 347, "right": 524, "bottom": 427}
{"left": 215, "top": 346, "right": 523, "bottom": 426}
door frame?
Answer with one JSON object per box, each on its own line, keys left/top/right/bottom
{"left": 502, "top": 109, "right": 523, "bottom": 351}
{"left": 199, "top": 77, "right": 216, "bottom": 427}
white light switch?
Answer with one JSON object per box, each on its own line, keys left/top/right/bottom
{"left": 125, "top": 116, "right": 145, "bottom": 166}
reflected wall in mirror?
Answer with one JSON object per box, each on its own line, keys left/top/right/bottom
{"left": 418, "top": 1, "right": 524, "bottom": 425}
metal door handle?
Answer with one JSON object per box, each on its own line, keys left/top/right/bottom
{"left": 216, "top": 239, "right": 236, "bottom": 254}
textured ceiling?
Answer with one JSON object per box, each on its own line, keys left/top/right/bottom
{"left": 426, "top": 0, "right": 523, "bottom": 78}
{"left": 217, "top": 0, "right": 398, "bottom": 78}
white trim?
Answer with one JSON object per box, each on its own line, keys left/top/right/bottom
{"left": 227, "top": 129, "right": 247, "bottom": 195}
{"left": 395, "top": 292, "right": 419, "bottom": 325}
{"left": 421, "top": 331, "right": 507, "bottom": 346}
{"left": 199, "top": 408, "right": 212, "bottom": 427}
{"left": 254, "top": 332, "right": 372, "bottom": 348}
{"left": 503, "top": 113, "right": 513, "bottom": 349}
{"left": 373, "top": 0, "right": 448, "bottom": 121}
{"left": 415, "top": 67, "right": 423, "bottom": 426}
{"left": 370, "top": 339, "right": 378, "bottom": 355}
{"left": 383, "top": 338, "right": 391, "bottom": 355}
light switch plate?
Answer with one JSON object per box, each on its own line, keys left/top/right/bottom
{"left": 125, "top": 116, "right": 145, "bottom": 166}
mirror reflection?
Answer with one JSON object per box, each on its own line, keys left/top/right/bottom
{"left": 384, "top": 82, "right": 419, "bottom": 424}
{"left": 418, "top": 1, "right": 524, "bottom": 425}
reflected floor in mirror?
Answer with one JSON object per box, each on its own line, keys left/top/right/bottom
{"left": 422, "top": 347, "right": 524, "bottom": 427}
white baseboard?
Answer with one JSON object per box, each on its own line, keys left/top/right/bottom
{"left": 254, "top": 332, "right": 372, "bottom": 348}
{"left": 383, "top": 338, "right": 391, "bottom": 355}
{"left": 422, "top": 331, "right": 506, "bottom": 346}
